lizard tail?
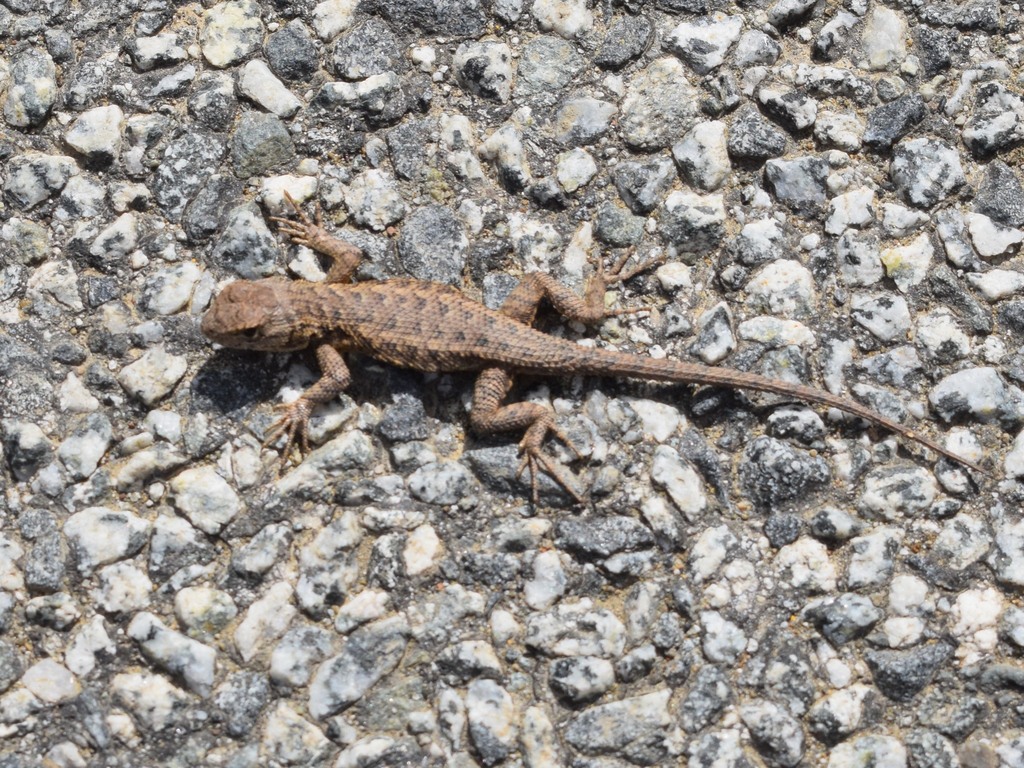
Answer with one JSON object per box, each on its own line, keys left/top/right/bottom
{"left": 542, "top": 345, "right": 987, "bottom": 476}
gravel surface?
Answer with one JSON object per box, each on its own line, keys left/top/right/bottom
{"left": 2, "top": 1, "right": 1024, "bottom": 766}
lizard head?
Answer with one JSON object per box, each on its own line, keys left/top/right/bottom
{"left": 201, "top": 279, "right": 313, "bottom": 352}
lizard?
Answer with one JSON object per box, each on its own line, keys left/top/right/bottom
{"left": 200, "top": 193, "right": 987, "bottom": 502}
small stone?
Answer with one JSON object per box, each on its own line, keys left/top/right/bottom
{"left": 880, "top": 232, "right": 933, "bottom": 291}
{"left": 464, "top": 680, "right": 518, "bottom": 765}
{"left": 396, "top": 206, "right": 469, "bottom": 284}
{"left": 612, "top": 156, "right": 675, "bottom": 215}
{"left": 659, "top": 191, "right": 727, "bottom": 255}
{"left": 564, "top": 690, "right": 672, "bottom": 759}
{"left": 620, "top": 58, "right": 700, "bottom": 151}
{"left": 234, "top": 582, "right": 297, "bottom": 663}
{"left": 549, "top": 656, "right": 614, "bottom": 704}
{"left": 64, "top": 507, "right": 150, "bottom": 575}
{"left": 664, "top": 15, "right": 743, "bottom": 75}
{"left": 728, "top": 109, "right": 787, "bottom": 161}
{"left": 127, "top": 612, "right": 217, "bottom": 695}
{"left": 532, "top": 0, "right": 593, "bottom": 39}
{"left": 93, "top": 563, "right": 152, "bottom": 614}
{"left": 890, "top": 138, "right": 965, "bottom": 209}
{"left": 861, "top": 6, "right": 906, "bottom": 70}
{"left": 525, "top": 600, "right": 626, "bottom": 658}
{"left": 962, "top": 83, "right": 1024, "bottom": 156}
{"left": 847, "top": 526, "right": 903, "bottom": 591}
{"left": 929, "top": 367, "right": 1024, "bottom": 425}
{"left": 64, "top": 105, "right": 124, "bottom": 166}
{"left": 757, "top": 84, "right": 818, "bottom": 131}
{"left": 555, "top": 148, "right": 597, "bottom": 193}
{"left": 22, "top": 659, "right": 80, "bottom": 703}
{"left": 595, "top": 16, "right": 653, "bottom": 70}
{"left": 270, "top": 627, "right": 334, "bottom": 687}
{"left": 865, "top": 642, "right": 954, "bottom": 702}
{"left": 214, "top": 671, "right": 271, "bottom": 737}
{"left": 169, "top": 466, "right": 240, "bottom": 535}
{"left": 814, "top": 111, "right": 864, "bottom": 152}
{"left": 523, "top": 550, "right": 566, "bottom": 610}
{"left": 552, "top": 98, "right": 616, "bottom": 146}
{"left": 3, "top": 48, "right": 57, "bottom": 128}
{"left": 265, "top": 20, "right": 318, "bottom": 82}
{"left": 965, "top": 213, "right": 1024, "bottom": 259}
{"left": 201, "top": 0, "right": 264, "bottom": 68}
{"left": 851, "top": 293, "right": 912, "bottom": 342}
{"left": 117, "top": 345, "right": 188, "bottom": 406}
{"left": 740, "top": 700, "right": 805, "bottom": 767}
{"left": 331, "top": 18, "right": 404, "bottom": 81}
{"left": 453, "top": 41, "right": 513, "bottom": 102}
{"left": 672, "top": 121, "right": 731, "bottom": 191}
{"left": 238, "top": 60, "right": 301, "bottom": 118}
{"left": 111, "top": 672, "right": 192, "bottom": 732}
{"left": 308, "top": 616, "right": 409, "bottom": 719}
{"left": 825, "top": 187, "right": 875, "bottom": 235}
{"left": 262, "top": 701, "right": 334, "bottom": 765}
{"left": 765, "top": 156, "right": 829, "bottom": 213}
{"left": 174, "top": 586, "right": 238, "bottom": 638}
{"left": 864, "top": 94, "right": 926, "bottom": 151}
{"left": 4, "top": 152, "right": 78, "bottom": 209}
{"left": 344, "top": 169, "right": 406, "bottom": 231}
{"left": 231, "top": 111, "right": 294, "bottom": 179}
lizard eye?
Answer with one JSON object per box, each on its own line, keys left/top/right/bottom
{"left": 241, "top": 328, "right": 260, "bottom": 340}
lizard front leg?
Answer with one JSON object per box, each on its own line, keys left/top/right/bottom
{"left": 264, "top": 344, "right": 352, "bottom": 463}
{"left": 470, "top": 367, "right": 584, "bottom": 504}
{"left": 271, "top": 192, "right": 363, "bottom": 284}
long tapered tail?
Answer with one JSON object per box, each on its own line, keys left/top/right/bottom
{"left": 525, "top": 345, "right": 986, "bottom": 475}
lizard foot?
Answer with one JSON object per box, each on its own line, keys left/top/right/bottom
{"left": 270, "top": 191, "right": 334, "bottom": 253}
{"left": 594, "top": 250, "right": 667, "bottom": 318}
{"left": 263, "top": 398, "right": 314, "bottom": 467}
{"left": 604, "top": 249, "right": 667, "bottom": 285}
{"left": 515, "top": 416, "right": 586, "bottom": 505}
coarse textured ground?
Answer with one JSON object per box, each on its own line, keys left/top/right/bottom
{"left": 2, "top": 0, "right": 1024, "bottom": 766}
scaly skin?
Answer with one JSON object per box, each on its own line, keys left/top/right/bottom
{"left": 201, "top": 194, "right": 987, "bottom": 502}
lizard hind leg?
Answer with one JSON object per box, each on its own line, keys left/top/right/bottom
{"left": 497, "top": 249, "right": 667, "bottom": 327}
{"left": 471, "top": 367, "right": 585, "bottom": 504}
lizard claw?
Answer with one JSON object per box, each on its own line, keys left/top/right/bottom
{"left": 263, "top": 398, "right": 314, "bottom": 466}
{"left": 605, "top": 249, "right": 666, "bottom": 284}
{"left": 514, "top": 416, "right": 587, "bottom": 504}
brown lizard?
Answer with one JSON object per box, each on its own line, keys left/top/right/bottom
{"left": 201, "top": 194, "right": 986, "bottom": 502}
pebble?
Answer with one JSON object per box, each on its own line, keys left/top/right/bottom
{"left": 526, "top": 600, "right": 626, "bottom": 658}
{"left": 169, "top": 466, "right": 240, "bottom": 535}
{"left": 965, "top": 213, "right": 1024, "bottom": 258}
{"left": 619, "top": 58, "right": 699, "bottom": 151}
{"left": 64, "top": 105, "right": 124, "bottom": 166}
{"left": 238, "top": 61, "right": 301, "bottom": 118}
{"left": 3, "top": 48, "right": 57, "bottom": 128}
{"left": 564, "top": 690, "right": 671, "bottom": 760}
{"left": 552, "top": 98, "right": 616, "bottom": 147}
{"left": 117, "top": 344, "right": 188, "bottom": 406}
{"left": 63, "top": 507, "right": 150, "bottom": 575}
{"left": 532, "top": 0, "right": 593, "bottom": 39}
{"left": 111, "top": 672, "right": 192, "bottom": 732}
{"left": 890, "top": 138, "right": 965, "bottom": 209}
{"left": 673, "top": 120, "right": 731, "bottom": 191}
{"left": 127, "top": 612, "right": 217, "bottom": 695}
{"left": 664, "top": 16, "right": 743, "bottom": 75}
{"left": 200, "top": 0, "right": 264, "bottom": 68}
{"left": 308, "top": 616, "right": 409, "bottom": 719}
{"left": 454, "top": 41, "right": 513, "bottom": 103}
